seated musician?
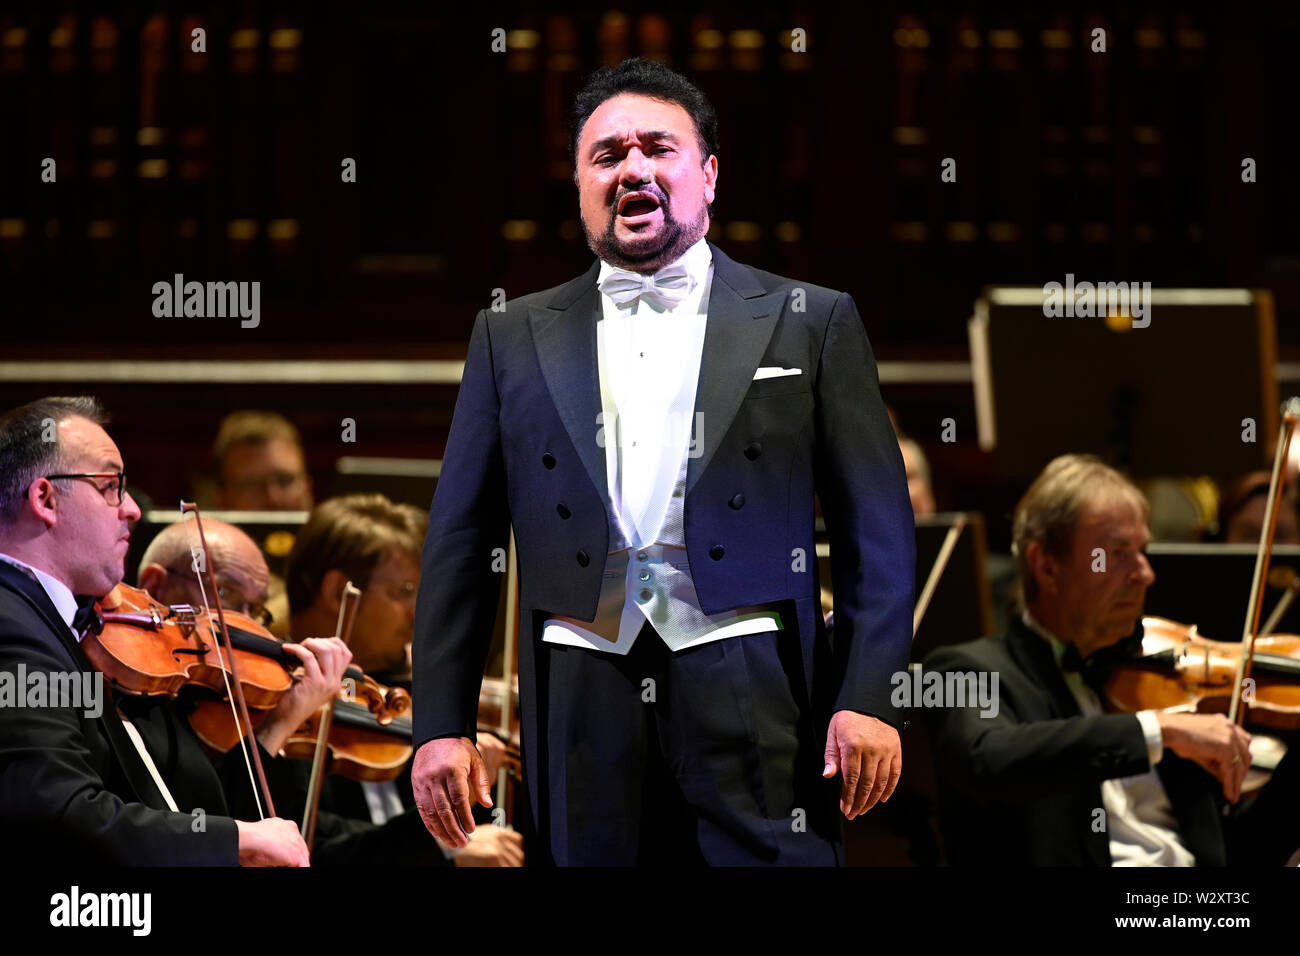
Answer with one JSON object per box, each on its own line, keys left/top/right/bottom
{"left": 282, "top": 493, "right": 523, "bottom": 866}
{"left": 924, "top": 453, "right": 1300, "bottom": 866}
{"left": 1215, "top": 471, "right": 1300, "bottom": 545}
{"left": 0, "top": 396, "right": 321, "bottom": 865}
{"left": 212, "top": 410, "right": 314, "bottom": 512}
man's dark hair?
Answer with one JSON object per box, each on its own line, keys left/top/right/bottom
{"left": 0, "top": 396, "right": 108, "bottom": 530}
{"left": 570, "top": 57, "right": 719, "bottom": 217}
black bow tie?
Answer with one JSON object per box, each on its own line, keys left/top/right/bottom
{"left": 71, "top": 595, "right": 102, "bottom": 638}
{"left": 1059, "top": 643, "right": 1110, "bottom": 694}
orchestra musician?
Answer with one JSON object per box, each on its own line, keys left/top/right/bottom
{"left": 0, "top": 396, "right": 326, "bottom": 865}
{"left": 411, "top": 58, "right": 914, "bottom": 865}
{"left": 283, "top": 494, "right": 523, "bottom": 866}
{"left": 924, "top": 454, "right": 1300, "bottom": 865}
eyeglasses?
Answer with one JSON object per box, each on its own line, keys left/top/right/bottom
{"left": 45, "top": 472, "right": 127, "bottom": 507}
{"left": 164, "top": 564, "right": 273, "bottom": 627}
{"left": 382, "top": 581, "right": 418, "bottom": 605}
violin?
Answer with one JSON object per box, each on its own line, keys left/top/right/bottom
{"left": 1103, "top": 616, "right": 1300, "bottom": 732}
{"left": 279, "top": 696, "right": 523, "bottom": 785}
{"left": 83, "top": 582, "right": 410, "bottom": 752}
{"left": 283, "top": 697, "right": 414, "bottom": 782}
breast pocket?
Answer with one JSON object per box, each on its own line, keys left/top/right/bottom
{"left": 744, "top": 372, "right": 809, "bottom": 400}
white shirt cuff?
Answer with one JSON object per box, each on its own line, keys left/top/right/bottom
{"left": 1135, "top": 710, "right": 1163, "bottom": 765}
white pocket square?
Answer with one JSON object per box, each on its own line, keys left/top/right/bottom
{"left": 753, "top": 366, "right": 802, "bottom": 380}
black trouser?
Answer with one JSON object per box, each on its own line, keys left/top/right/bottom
{"left": 543, "top": 620, "right": 841, "bottom": 866}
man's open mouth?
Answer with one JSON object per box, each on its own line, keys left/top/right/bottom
{"left": 618, "top": 193, "right": 662, "bottom": 218}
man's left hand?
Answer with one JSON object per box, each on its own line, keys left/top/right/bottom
{"left": 823, "top": 710, "right": 901, "bottom": 819}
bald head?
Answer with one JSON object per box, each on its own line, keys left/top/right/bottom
{"left": 138, "top": 518, "right": 269, "bottom": 616}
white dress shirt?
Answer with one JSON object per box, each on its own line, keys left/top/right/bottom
{"left": 1021, "top": 610, "right": 1196, "bottom": 866}
{"left": 542, "top": 237, "right": 783, "bottom": 655}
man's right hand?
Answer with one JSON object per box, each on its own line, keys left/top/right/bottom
{"left": 412, "top": 736, "right": 492, "bottom": 848}
{"left": 235, "top": 818, "right": 310, "bottom": 867}
{"left": 1155, "top": 712, "right": 1252, "bottom": 803}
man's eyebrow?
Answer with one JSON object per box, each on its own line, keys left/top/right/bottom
{"left": 588, "top": 130, "right": 681, "bottom": 157}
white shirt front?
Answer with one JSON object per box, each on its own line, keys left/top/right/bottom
{"left": 542, "top": 238, "right": 782, "bottom": 654}
{"left": 1021, "top": 610, "right": 1196, "bottom": 866}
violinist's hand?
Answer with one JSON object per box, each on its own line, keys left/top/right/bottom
{"left": 235, "top": 818, "right": 310, "bottom": 867}
{"left": 823, "top": 710, "right": 902, "bottom": 819}
{"left": 1156, "top": 712, "right": 1252, "bottom": 803}
{"left": 476, "top": 731, "right": 507, "bottom": 780}
{"left": 255, "top": 637, "right": 353, "bottom": 755}
{"left": 412, "top": 736, "right": 491, "bottom": 849}
{"left": 453, "top": 824, "right": 524, "bottom": 867}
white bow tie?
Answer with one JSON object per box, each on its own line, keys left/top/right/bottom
{"left": 599, "top": 263, "right": 692, "bottom": 310}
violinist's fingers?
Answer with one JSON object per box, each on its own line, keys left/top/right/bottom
{"left": 300, "top": 637, "right": 352, "bottom": 683}
{"left": 279, "top": 640, "right": 322, "bottom": 684}
{"left": 501, "top": 829, "right": 525, "bottom": 866}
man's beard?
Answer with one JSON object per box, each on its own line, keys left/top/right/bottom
{"left": 583, "top": 201, "right": 709, "bottom": 274}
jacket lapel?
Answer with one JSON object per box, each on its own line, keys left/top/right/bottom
{"left": 686, "top": 242, "right": 787, "bottom": 497}
{"left": 529, "top": 260, "right": 608, "bottom": 506}
{"left": 529, "top": 242, "right": 788, "bottom": 504}
{"left": 0, "top": 563, "right": 169, "bottom": 810}
{"left": 1004, "top": 616, "right": 1081, "bottom": 718}
{"left": 0, "top": 561, "right": 83, "bottom": 665}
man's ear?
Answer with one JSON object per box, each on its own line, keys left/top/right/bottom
{"left": 138, "top": 563, "right": 167, "bottom": 596}
{"left": 1024, "top": 541, "right": 1059, "bottom": 598}
{"left": 318, "top": 568, "right": 348, "bottom": 618}
{"left": 27, "top": 477, "right": 59, "bottom": 529}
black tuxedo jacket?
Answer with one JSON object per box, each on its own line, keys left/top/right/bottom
{"left": 0, "top": 562, "right": 238, "bottom": 865}
{"left": 413, "top": 241, "right": 915, "bottom": 833}
{"left": 922, "top": 617, "right": 1226, "bottom": 866}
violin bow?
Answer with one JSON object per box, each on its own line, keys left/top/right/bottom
{"left": 495, "top": 530, "right": 519, "bottom": 823}
{"left": 1229, "top": 398, "right": 1300, "bottom": 725}
{"left": 913, "top": 514, "right": 967, "bottom": 640}
{"left": 301, "top": 581, "right": 361, "bottom": 852}
{"left": 179, "top": 502, "right": 277, "bottom": 819}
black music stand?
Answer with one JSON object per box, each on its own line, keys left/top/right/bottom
{"left": 969, "top": 287, "right": 1278, "bottom": 480}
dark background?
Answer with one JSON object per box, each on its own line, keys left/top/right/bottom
{"left": 1, "top": 1, "right": 1297, "bottom": 545}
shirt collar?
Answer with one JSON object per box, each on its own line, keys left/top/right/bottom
{"left": 596, "top": 235, "right": 712, "bottom": 294}
{"left": 1021, "top": 607, "right": 1068, "bottom": 670}
{"left": 0, "top": 552, "right": 80, "bottom": 635}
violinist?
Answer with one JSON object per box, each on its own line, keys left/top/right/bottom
{"left": 923, "top": 454, "right": 1300, "bottom": 866}
{"left": 0, "top": 396, "right": 308, "bottom": 865}
{"left": 284, "top": 494, "right": 523, "bottom": 866}
{"left": 134, "top": 519, "right": 354, "bottom": 761}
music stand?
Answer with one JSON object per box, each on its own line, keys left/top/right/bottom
{"left": 969, "top": 287, "right": 1278, "bottom": 480}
